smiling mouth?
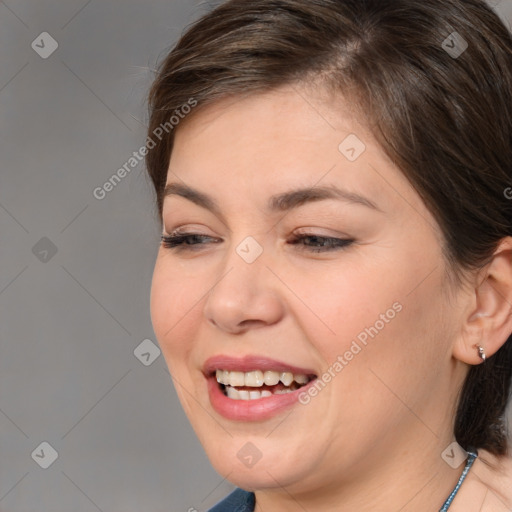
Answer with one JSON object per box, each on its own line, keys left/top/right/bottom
{"left": 215, "top": 369, "right": 316, "bottom": 400}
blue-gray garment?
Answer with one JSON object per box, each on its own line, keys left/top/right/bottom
{"left": 208, "top": 489, "right": 255, "bottom": 512}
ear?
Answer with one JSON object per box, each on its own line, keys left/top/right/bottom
{"left": 453, "top": 237, "right": 512, "bottom": 365}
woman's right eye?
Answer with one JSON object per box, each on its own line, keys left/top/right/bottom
{"left": 160, "top": 233, "right": 219, "bottom": 250}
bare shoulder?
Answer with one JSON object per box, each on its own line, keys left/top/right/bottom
{"left": 476, "top": 449, "right": 512, "bottom": 509}
{"left": 453, "top": 448, "right": 512, "bottom": 512}
{"left": 450, "top": 448, "right": 512, "bottom": 511}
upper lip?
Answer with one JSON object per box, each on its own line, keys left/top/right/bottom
{"left": 202, "top": 354, "right": 317, "bottom": 377}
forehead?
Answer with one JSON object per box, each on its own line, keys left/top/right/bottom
{"left": 166, "top": 85, "right": 416, "bottom": 218}
{"left": 172, "top": 85, "right": 367, "bottom": 156}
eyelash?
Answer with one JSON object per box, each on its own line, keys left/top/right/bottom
{"left": 160, "top": 233, "right": 354, "bottom": 253}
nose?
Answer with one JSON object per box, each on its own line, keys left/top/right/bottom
{"left": 202, "top": 243, "right": 285, "bottom": 334}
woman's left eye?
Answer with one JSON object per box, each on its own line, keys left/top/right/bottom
{"left": 288, "top": 234, "right": 354, "bottom": 253}
{"left": 160, "top": 232, "right": 354, "bottom": 253}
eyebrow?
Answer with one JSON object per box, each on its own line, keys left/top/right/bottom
{"left": 163, "top": 182, "right": 382, "bottom": 219}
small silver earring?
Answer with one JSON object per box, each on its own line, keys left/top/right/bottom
{"left": 477, "top": 344, "right": 486, "bottom": 362}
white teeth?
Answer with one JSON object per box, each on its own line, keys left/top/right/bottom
{"left": 263, "top": 370, "right": 280, "bottom": 385}
{"left": 229, "top": 371, "right": 245, "bottom": 387}
{"left": 238, "top": 390, "right": 250, "bottom": 400}
{"left": 226, "top": 386, "right": 240, "bottom": 400}
{"left": 223, "top": 386, "right": 278, "bottom": 400}
{"left": 244, "top": 370, "right": 264, "bottom": 387}
{"left": 274, "top": 388, "right": 294, "bottom": 394}
{"left": 249, "top": 390, "right": 261, "bottom": 400}
{"left": 294, "top": 374, "right": 309, "bottom": 385}
{"left": 216, "top": 367, "right": 312, "bottom": 402}
{"left": 280, "top": 372, "right": 294, "bottom": 386}
{"left": 216, "top": 369, "right": 310, "bottom": 387}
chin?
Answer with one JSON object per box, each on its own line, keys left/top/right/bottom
{"left": 202, "top": 437, "right": 313, "bottom": 491}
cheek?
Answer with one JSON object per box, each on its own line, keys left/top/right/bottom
{"left": 279, "top": 257, "right": 399, "bottom": 363}
{"left": 150, "top": 257, "right": 204, "bottom": 368}
{"left": 292, "top": 245, "right": 446, "bottom": 399}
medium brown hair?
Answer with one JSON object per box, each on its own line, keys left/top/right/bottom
{"left": 145, "top": 0, "right": 512, "bottom": 456}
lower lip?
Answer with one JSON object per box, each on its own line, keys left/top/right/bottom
{"left": 206, "top": 376, "right": 317, "bottom": 421}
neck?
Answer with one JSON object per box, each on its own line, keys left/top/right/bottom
{"left": 254, "top": 437, "right": 468, "bottom": 512}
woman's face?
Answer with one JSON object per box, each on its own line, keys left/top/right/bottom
{"left": 150, "top": 84, "right": 466, "bottom": 494}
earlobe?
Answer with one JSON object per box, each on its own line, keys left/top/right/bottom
{"left": 453, "top": 237, "right": 512, "bottom": 365}
{"left": 453, "top": 327, "right": 488, "bottom": 365}
{"left": 476, "top": 344, "right": 486, "bottom": 362}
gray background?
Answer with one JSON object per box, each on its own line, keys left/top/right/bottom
{"left": 1, "top": 1, "right": 511, "bottom": 511}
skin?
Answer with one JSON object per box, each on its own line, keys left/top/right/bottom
{"left": 150, "top": 83, "right": 512, "bottom": 511}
